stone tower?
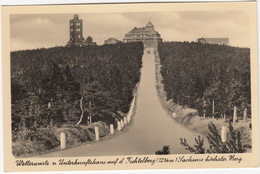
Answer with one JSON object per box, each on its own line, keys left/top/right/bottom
{"left": 66, "top": 14, "right": 86, "bottom": 47}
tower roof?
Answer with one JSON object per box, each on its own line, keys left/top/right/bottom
{"left": 74, "top": 14, "right": 79, "bottom": 20}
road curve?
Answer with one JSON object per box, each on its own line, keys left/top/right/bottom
{"left": 37, "top": 48, "right": 200, "bottom": 157}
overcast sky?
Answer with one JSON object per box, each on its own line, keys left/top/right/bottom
{"left": 10, "top": 11, "right": 250, "bottom": 51}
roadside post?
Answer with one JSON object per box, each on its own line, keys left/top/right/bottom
{"left": 221, "top": 125, "right": 228, "bottom": 143}
{"left": 110, "top": 124, "right": 114, "bottom": 135}
{"left": 95, "top": 127, "right": 99, "bottom": 141}
{"left": 117, "top": 121, "right": 121, "bottom": 131}
{"left": 60, "top": 132, "right": 66, "bottom": 150}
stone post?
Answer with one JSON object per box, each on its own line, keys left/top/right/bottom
{"left": 121, "top": 119, "right": 124, "bottom": 128}
{"left": 110, "top": 124, "right": 114, "bottom": 135}
{"left": 124, "top": 117, "right": 127, "bottom": 125}
{"left": 221, "top": 125, "right": 228, "bottom": 143}
{"left": 95, "top": 127, "right": 99, "bottom": 141}
{"left": 117, "top": 121, "right": 121, "bottom": 131}
{"left": 60, "top": 132, "right": 66, "bottom": 150}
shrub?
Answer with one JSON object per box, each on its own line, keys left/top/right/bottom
{"left": 180, "top": 121, "right": 248, "bottom": 153}
{"left": 12, "top": 121, "right": 110, "bottom": 157}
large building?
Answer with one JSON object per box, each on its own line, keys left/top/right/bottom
{"left": 197, "top": 37, "right": 229, "bottom": 45}
{"left": 123, "top": 21, "right": 162, "bottom": 48}
{"left": 66, "top": 15, "right": 96, "bottom": 47}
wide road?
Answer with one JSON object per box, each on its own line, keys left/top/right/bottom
{"left": 37, "top": 48, "right": 200, "bottom": 157}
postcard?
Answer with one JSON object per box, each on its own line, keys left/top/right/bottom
{"left": 1, "top": 1, "right": 259, "bottom": 172}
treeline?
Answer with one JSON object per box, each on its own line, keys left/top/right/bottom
{"left": 158, "top": 41, "right": 251, "bottom": 120}
{"left": 11, "top": 42, "right": 143, "bottom": 133}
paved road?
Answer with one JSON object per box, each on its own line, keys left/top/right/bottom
{"left": 37, "top": 48, "right": 200, "bottom": 157}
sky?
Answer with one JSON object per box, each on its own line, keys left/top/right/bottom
{"left": 10, "top": 11, "right": 250, "bottom": 51}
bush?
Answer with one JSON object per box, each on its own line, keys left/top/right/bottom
{"left": 12, "top": 141, "right": 35, "bottom": 157}
{"left": 86, "top": 121, "right": 109, "bottom": 137}
{"left": 12, "top": 129, "right": 60, "bottom": 157}
{"left": 12, "top": 121, "right": 110, "bottom": 157}
{"left": 180, "top": 121, "right": 249, "bottom": 153}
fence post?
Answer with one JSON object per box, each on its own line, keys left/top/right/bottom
{"left": 221, "top": 125, "right": 228, "bottom": 143}
{"left": 243, "top": 108, "right": 247, "bottom": 122}
{"left": 233, "top": 106, "right": 237, "bottom": 123}
{"left": 110, "top": 124, "right": 114, "bottom": 135}
{"left": 95, "top": 127, "right": 99, "bottom": 141}
{"left": 60, "top": 132, "right": 66, "bottom": 150}
{"left": 117, "top": 121, "right": 121, "bottom": 131}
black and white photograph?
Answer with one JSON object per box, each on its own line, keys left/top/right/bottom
{"left": 1, "top": 1, "right": 259, "bottom": 172}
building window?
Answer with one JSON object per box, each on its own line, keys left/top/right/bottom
{"left": 70, "top": 23, "right": 73, "bottom": 26}
{"left": 78, "top": 35, "right": 80, "bottom": 38}
{"left": 70, "top": 29, "right": 73, "bottom": 32}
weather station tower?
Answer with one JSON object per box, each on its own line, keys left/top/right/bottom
{"left": 66, "top": 14, "right": 86, "bottom": 46}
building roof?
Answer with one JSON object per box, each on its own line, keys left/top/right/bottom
{"left": 70, "top": 14, "right": 82, "bottom": 22}
{"left": 198, "top": 37, "right": 229, "bottom": 45}
{"left": 104, "top": 37, "right": 123, "bottom": 44}
{"left": 146, "top": 21, "right": 154, "bottom": 28}
{"left": 126, "top": 21, "right": 157, "bottom": 34}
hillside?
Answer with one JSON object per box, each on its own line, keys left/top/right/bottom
{"left": 156, "top": 42, "right": 252, "bottom": 150}
{"left": 158, "top": 41, "right": 251, "bottom": 121}
{"left": 11, "top": 42, "right": 143, "bottom": 156}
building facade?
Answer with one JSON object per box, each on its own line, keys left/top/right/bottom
{"left": 198, "top": 37, "right": 229, "bottom": 45}
{"left": 123, "top": 21, "right": 162, "bottom": 48}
